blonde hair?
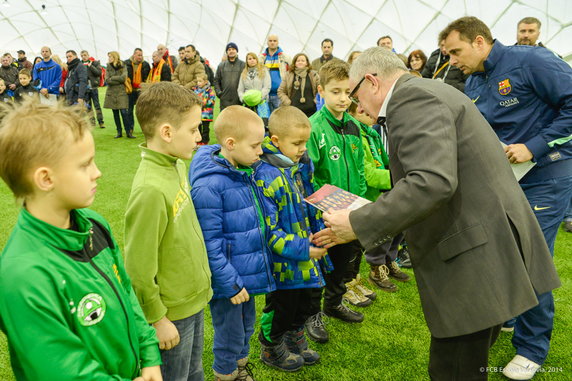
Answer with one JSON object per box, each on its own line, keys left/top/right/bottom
{"left": 108, "top": 51, "right": 123, "bottom": 68}
{"left": 51, "top": 54, "right": 67, "bottom": 71}
{"left": 242, "top": 52, "right": 266, "bottom": 79}
{"left": 214, "top": 105, "right": 262, "bottom": 142}
{"left": 136, "top": 82, "right": 202, "bottom": 140}
{"left": 319, "top": 60, "right": 350, "bottom": 88}
{"left": 268, "top": 106, "right": 310, "bottom": 137}
{"left": 0, "top": 99, "right": 91, "bottom": 199}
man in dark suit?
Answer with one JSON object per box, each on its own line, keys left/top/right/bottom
{"left": 313, "top": 47, "right": 560, "bottom": 380}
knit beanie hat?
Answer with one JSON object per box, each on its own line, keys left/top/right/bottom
{"left": 226, "top": 42, "right": 239, "bottom": 53}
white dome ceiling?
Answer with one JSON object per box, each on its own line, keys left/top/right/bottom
{"left": 1, "top": 0, "right": 570, "bottom": 66}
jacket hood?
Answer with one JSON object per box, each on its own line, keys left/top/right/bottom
{"left": 260, "top": 137, "right": 312, "bottom": 169}
{"left": 190, "top": 144, "right": 261, "bottom": 183}
{"left": 260, "top": 137, "right": 294, "bottom": 169}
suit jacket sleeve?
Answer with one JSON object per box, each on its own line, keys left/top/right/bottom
{"left": 350, "top": 80, "right": 459, "bottom": 250}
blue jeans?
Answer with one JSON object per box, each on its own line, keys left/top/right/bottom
{"left": 210, "top": 297, "right": 256, "bottom": 375}
{"left": 565, "top": 196, "right": 572, "bottom": 221}
{"left": 268, "top": 94, "right": 281, "bottom": 114}
{"left": 510, "top": 175, "right": 572, "bottom": 364}
{"left": 160, "top": 310, "right": 205, "bottom": 381}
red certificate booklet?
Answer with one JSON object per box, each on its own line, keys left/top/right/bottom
{"left": 304, "top": 184, "right": 371, "bottom": 212}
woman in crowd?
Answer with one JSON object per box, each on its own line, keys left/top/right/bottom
{"left": 51, "top": 55, "right": 67, "bottom": 96}
{"left": 104, "top": 51, "right": 131, "bottom": 138}
{"left": 277, "top": 52, "right": 319, "bottom": 117}
{"left": 237, "top": 52, "right": 271, "bottom": 110}
{"left": 407, "top": 49, "right": 427, "bottom": 75}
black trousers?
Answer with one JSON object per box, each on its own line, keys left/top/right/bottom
{"left": 429, "top": 324, "right": 502, "bottom": 381}
{"left": 112, "top": 109, "right": 129, "bottom": 134}
{"left": 85, "top": 88, "right": 103, "bottom": 124}
{"left": 323, "top": 241, "right": 362, "bottom": 308}
{"left": 260, "top": 288, "right": 318, "bottom": 345}
{"left": 126, "top": 90, "right": 140, "bottom": 131}
{"left": 200, "top": 121, "right": 210, "bottom": 143}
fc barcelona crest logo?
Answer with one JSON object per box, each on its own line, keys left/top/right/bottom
{"left": 498, "top": 79, "right": 512, "bottom": 95}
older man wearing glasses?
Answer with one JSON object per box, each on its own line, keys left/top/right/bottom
{"left": 314, "top": 47, "right": 560, "bottom": 381}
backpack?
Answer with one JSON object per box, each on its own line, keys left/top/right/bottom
{"left": 99, "top": 66, "right": 106, "bottom": 87}
{"left": 202, "top": 60, "right": 215, "bottom": 84}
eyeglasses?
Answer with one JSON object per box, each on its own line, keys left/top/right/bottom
{"left": 349, "top": 73, "right": 377, "bottom": 105}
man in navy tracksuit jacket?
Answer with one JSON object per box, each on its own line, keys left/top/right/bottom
{"left": 442, "top": 17, "right": 572, "bottom": 380}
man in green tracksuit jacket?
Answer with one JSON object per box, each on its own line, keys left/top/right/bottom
{"left": 0, "top": 209, "right": 162, "bottom": 380}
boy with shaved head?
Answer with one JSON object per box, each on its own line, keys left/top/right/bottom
{"left": 254, "top": 106, "right": 332, "bottom": 372}
{"left": 190, "top": 106, "right": 276, "bottom": 381}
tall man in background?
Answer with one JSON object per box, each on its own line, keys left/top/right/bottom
{"left": 32, "top": 46, "right": 61, "bottom": 105}
{"left": 260, "top": 34, "right": 290, "bottom": 112}
{"left": 443, "top": 16, "right": 572, "bottom": 381}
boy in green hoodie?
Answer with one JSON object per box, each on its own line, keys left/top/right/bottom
{"left": 305, "top": 61, "right": 366, "bottom": 342}
{"left": 0, "top": 99, "right": 162, "bottom": 381}
{"left": 124, "top": 82, "right": 212, "bottom": 381}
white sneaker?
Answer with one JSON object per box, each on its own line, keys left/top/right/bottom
{"left": 502, "top": 355, "right": 541, "bottom": 380}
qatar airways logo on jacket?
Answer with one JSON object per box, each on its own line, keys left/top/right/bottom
{"left": 500, "top": 97, "right": 520, "bottom": 108}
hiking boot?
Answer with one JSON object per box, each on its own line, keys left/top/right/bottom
{"left": 236, "top": 358, "right": 256, "bottom": 381}
{"left": 214, "top": 369, "right": 238, "bottom": 381}
{"left": 396, "top": 246, "right": 412, "bottom": 268}
{"left": 323, "top": 303, "right": 364, "bottom": 323}
{"left": 284, "top": 328, "right": 320, "bottom": 365}
{"left": 304, "top": 312, "right": 329, "bottom": 343}
{"left": 343, "top": 279, "right": 372, "bottom": 307}
{"left": 369, "top": 265, "right": 398, "bottom": 292}
{"left": 387, "top": 259, "right": 411, "bottom": 282}
{"left": 260, "top": 339, "right": 304, "bottom": 372}
{"left": 355, "top": 274, "right": 377, "bottom": 300}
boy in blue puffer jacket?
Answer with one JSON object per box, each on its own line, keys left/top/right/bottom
{"left": 255, "top": 106, "right": 333, "bottom": 372}
{"left": 189, "top": 105, "right": 276, "bottom": 381}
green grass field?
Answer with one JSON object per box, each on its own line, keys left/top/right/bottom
{"left": 0, "top": 96, "right": 571, "bottom": 380}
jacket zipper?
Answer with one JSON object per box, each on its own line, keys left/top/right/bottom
{"left": 340, "top": 127, "right": 351, "bottom": 193}
{"left": 248, "top": 174, "right": 273, "bottom": 288}
{"left": 85, "top": 229, "right": 140, "bottom": 377}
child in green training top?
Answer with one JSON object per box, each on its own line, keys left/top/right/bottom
{"left": 124, "top": 82, "right": 213, "bottom": 381}
{"left": 305, "top": 60, "right": 366, "bottom": 342}
{"left": 0, "top": 99, "right": 162, "bottom": 381}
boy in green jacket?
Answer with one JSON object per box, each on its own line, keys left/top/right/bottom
{"left": 343, "top": 103, "right": 410, "bottom": 306}
{"left": 305, "top": 61, "right": 366, "bottom": 342}
{"left": 124, "top": 82, "right": 213, "bottom": 381}
{"left": 0, "top": 100, "right": 162, "bottom": 381}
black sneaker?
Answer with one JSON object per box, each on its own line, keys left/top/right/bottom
{"left": 323, "top": 303, "right": 364, "bottom": 323}
{"left": 304, "top": 312, "right": 329, "bottom": 343}
{"left": 397, "top": 247, "right": 412, "bottom": 268}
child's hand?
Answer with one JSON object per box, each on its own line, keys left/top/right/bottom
{"left": 141, "top": 365, "right": 163, "bottom": 381}
{"left": 230, "top": 288, "right": 250, "bottom": 305}
{"left": 309, "top": 246, "right": 327, "bottom": 259}
{"left": 152, "top": 316, "right": 180, "bottom": 350}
